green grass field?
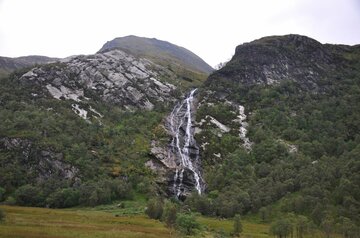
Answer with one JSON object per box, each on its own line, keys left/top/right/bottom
{"left": 197, "top": 216, "right": 270, "bottom": 238}
{"left": 0, "top": 204, "right": 335, "bottom": 238}
{"left": 0, "top": 205, "right": 171, "bottom": 238}
{"left": 0, "top": 204, "right": 271, "bottom": 238}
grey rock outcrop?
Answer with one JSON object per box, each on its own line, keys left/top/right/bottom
{"left": 147, "top": 90, "right": 203, "bottom": 199}
{"left": 0, "top": 137, "right": 32, "bottom": 160}
{"left": 206, "top": 34, "right": 353, "bottom": 92}
{"left": 20, "top": 49, "right": 178, "bottom": 110}
{"left": 0, "top": 137, "right": 78, "bottom": 182}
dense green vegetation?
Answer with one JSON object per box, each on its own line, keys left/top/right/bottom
{"left": 0, "top": 70, "right": 165, "bottom": 208}
{"left": 192, "top": 63, "right": 360, "bottom": 236}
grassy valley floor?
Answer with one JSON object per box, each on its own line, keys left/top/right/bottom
{"left": 0, "top": 205, "right": 170, "bottom": 238}
{"left": 0, "top": 205, "right": 337, "bottom": 238}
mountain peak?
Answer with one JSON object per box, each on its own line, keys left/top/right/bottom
{"left": 207, "top": 34, "right": 348, "bottom": 90}
{"left": 98, "top": 35, "right": 213, "bottom": 74}
{"left": 251, "top": 34, "right": 322, "bottom": 45}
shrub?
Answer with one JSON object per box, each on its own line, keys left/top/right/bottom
{"left": 176, "top": 213, "right": 200, "bottom": 235}
{"left": 0, "top": 208, "right": 5, "bottom": 222}
{"left": 259, "top": 206, "right": 271, "bottom": 222}
{"left": 233, "top": 214, "right": 242, "bottom": 237}
{"left": 3, "top": 196, "right": 16, "bottom": 205}
{"left": 162, "top": 201, "right": 177, "bottom": 228}
{"left": 46, "top": 188, "right": 80, "bottom": 208}
{"left": 270, "top": 218, "right": 293, "bottom": 238}
{"left": 0, "top": 187, "right": 5, "bottom": 202}
{"left": 215, "top": 229, "right": 230, "bottom": 238}
{"left": 145, "top": 198, "right": 163, "bottom": 220}
{"left": 185, "top": 193, "right": 213, "bottom": 216}
{"left": 14, "top": 184, "right": 45, "bottom": 206}
{"left": 295, "top": 215, "right": 310, "bottom": 238}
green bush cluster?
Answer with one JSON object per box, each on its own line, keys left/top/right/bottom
{"left": 145, "top": 198, "right": 201, "bottom": 235}
{"left": 145, "top": 198, "right": 164, "bottom": 220}
{"left": 175, "top": 213, "right": 200, "bottom": 235}
{"left": 12, "top": 179, "right": 133, "bottom": 208}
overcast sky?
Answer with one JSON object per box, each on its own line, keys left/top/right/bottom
{"left": 0, "top": 0, "right": 359, "bottom": 67}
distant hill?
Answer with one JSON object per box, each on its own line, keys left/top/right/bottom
{"left": 0, "top": 55, "right": 57, "bottom": 77}
{"left": 98, "top": 35, "right": 213, "bottom": 74}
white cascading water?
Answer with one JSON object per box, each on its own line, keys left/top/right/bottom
{"left": 238, "top": 105, "right": 253, "bottom": 150}
{"left": 169, "top": 89, "right": 202, "bottom": 197}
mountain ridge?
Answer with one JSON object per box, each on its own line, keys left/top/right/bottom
{"left": 206, "top": 34, "right": 359, "bottom": 93}
{"left": 0, "top": 55, "right": 57, "bottom": 78}
{"left": 99, "top": 35, "right": 213, "bottom": 74}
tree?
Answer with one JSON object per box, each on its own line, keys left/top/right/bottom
{"left": 321, "top": 215, "right": 334, "bottom": 238}
{"left": 0, "top": 186, "right": 5, "bottom": 202}
{"left": 176, "top": 213, "right": 200, "bottom": 235}
{"left": 337, "top": 217, "right": 359, "bottom": 238}
{"left": 89, "top": 190, "right": 99, "bottom": 207}
{"left": 0, "top": 208, "right": 5, "bottom": 223}
{"left": 259, "top": 207, "right": 271, "bottom": 222}
{"left": 162, "top": 201, "right": 177, "bottom": 228}
{"left": 185, "top": 193, "right": 213, "bottom": 216}
{"left": 46, "top": 188, "right": 80, "bottom": 208}
{"left": 14, "top": 184, "right": 44, "bottom": 207}
{"left": 270, "top": 218, "right": 293, "bottom": 238}
{"left": 311, "top": 203, "right": 326, "bottom": 225}
{"left": 145, "top": 198, "right": 163, "bottom": 220}
{"left": 295, "top": 215, "right": 310, "bottom": 238}
{"left": 233, "top": 214, "right": 243, "bottom": 237}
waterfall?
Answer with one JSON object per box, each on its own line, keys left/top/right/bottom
{"left": 169, "top": 89, "right": 202, "bottom": 198}
{"left": 238, "top": 105, "right": 253, "bottom": 150}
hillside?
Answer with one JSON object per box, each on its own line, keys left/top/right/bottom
{"left": 0, "top": 40, "right": 212, "bottom": 209}
{"left": 0, "top": 55, "right": 57, "bottom": 78}
{"left": 0, "top": 34, "right": 359, "bottom": 237}
{"left": 20, "top": 49, "right": 180, "bottom": 110}
{"left": 188, "top": 34, "right": 360, "bottom": 231}
{"left": 99, "top": 35, "right": 213, "bottom": 77}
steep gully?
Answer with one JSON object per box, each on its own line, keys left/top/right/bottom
{"left": 169, "top": 89, "right": 203, "bottom": 198}
{"left": 156, "top": 89, "right": 251, "bottom": 199}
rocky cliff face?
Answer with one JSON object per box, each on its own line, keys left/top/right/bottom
{"left": 206, "top": 34, "right": 356, "bottom": 92}
{"left": 0, "top": 137, "right": 78, "bottom": 183}
{"left": 147, "top": 89, "right": 204, "bottom": 199}
{"left": 20, "top": 49, "right": 179, "bottom": 111}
